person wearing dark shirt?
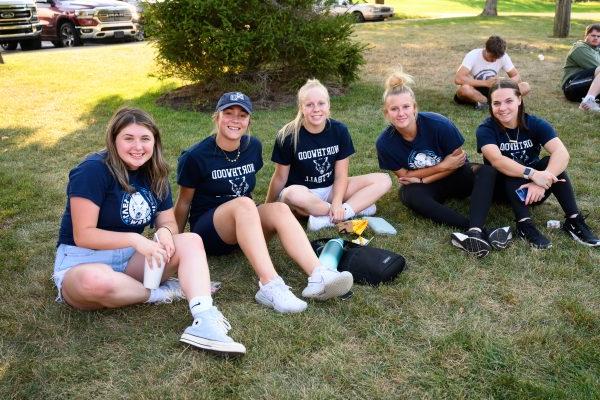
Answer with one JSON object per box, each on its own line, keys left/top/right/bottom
{"left": 376, "top": 70, "right": 512, "bottom": 258}
{"left": 175, "top": 92, "right": 353, "bottom": 315}
{"left": 266, "top": 79, "right": 391, "bottom": 231}
{"left": 477, "top": 79, "right": 599, "bottom": 248}
{"left": 54, "top": 107, "right": 245, "bottom": 355}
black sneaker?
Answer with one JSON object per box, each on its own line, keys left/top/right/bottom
{"left": 516, "top": 219, "right": 552, "bottom": 249}
{"left": 486, "top": 226, "right": 513, "bottom": 250}
{"left": 451, "top": 229, "right": 492, "bottom": 258}
{"left": 474, "top": 101, "right": 488, "bottom": 111}
{"left": 562, "top": 215, "right": 600, "bottom": 247}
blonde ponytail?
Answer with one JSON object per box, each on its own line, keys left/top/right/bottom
{"left": 382, "top": 69, "right": 416, "bottom": 103}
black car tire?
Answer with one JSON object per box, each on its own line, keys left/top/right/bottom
{"left": 20, "top": 37, "right": 42, "bottom": 51}
{"left": 1, "top": 42, "right": 18, "bottom": 51}
{"left": 352, "top": 11, "right": 365, "bottom": 23}
{"left": 57, "top": 21, "right": 82, "bottom": 47}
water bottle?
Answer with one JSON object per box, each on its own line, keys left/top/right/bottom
{"left": 318, "top": 239, "right": 345, "bottom": 270}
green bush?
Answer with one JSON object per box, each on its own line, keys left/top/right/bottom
{"left": 144, "top": 0, "right": 366, "bottom": 93}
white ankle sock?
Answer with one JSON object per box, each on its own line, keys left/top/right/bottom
{"left": 189, "top": 296, "right": 213, "bottom": 318}
{"left": 308, "top": 215, "right": 333, "bottom": 231}
{"left": 342, "top": 203, "right": 355, "bottom": 220}
{"left": 358, "top": 204, "right": 376, "bottom": 216}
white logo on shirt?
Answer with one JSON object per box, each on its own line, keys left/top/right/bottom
{"left": 229, "top": 177, "right": 249, "bottom": 197}
{"left": 408, "top": 151, "right": 441, "bottom": 169}
{"left": 121, "top": 190, "right": 155, "bottom": 225}
{"left": 313, "top": 157, "right": 331, "bottom": 175}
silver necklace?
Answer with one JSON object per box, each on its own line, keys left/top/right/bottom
{"left": 219, "top": 146, "right": 241, "bottom": 163}
{"left": 505, "top": 127, "right": 519, "bottom": 144}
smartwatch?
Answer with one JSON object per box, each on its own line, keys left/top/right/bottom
{"left": 523, "top": 167, "right": 533, "bottom": 180}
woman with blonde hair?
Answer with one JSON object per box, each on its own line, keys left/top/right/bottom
{"left": 53, "top": 107, "right": 245, "bottom": 355}
{"left": 376, "top": 70, "right": 512, "bottom": 258}
{"left": 266, "top": 79, "right": 392, "bottom": 231}
{"left": 175, "top": 92, "right": 353, "bottom": 315}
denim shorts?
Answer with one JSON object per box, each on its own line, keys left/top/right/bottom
{"left": 53, "top": 244, "right": 136, "bottom": 301}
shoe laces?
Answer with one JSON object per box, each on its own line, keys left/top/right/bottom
{"left": 196, "top": 307, "right": 231, "bottom": 333}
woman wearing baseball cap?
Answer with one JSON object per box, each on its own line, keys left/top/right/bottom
{"left": 174, "top": 92, "right": 353, "bottom": 314}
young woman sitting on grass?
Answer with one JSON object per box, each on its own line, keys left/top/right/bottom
{"left": 174, "top": 92, "right": 353, "bottom": 315}
{"left": 265, "top": 79, "right": 392, "bottom": 231}
{"left": 477, "top": 79, "right": 600, "bottom": 249}
{"left": 53, "top": 107, "right": 245, "bottom": 355}
{"left": 375, "top": 70, "right": 512, "bottom": 258}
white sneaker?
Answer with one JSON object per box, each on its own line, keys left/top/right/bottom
{"left": 579, "top": 97, "right": 600, "bottom": 112}
{"left": 357, "top": 204, "right": 376, "bottom": 217}
{"left": 302, "top": 266, "right": 353, "bottom": 300}
{"left": 180, "top": 306, "right": 246, "bottom": 355}
{"left": 307, "top": 215, "right": 334, "bottom": 231}
{"left": 149, "top": 278, "right": 186, "bottom": 304}
{"left": 255, "top": 276, "right": 307, "bottom": 313}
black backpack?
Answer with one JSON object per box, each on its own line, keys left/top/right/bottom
{"left": 310, "top": 238, "right": 405, "bottom": 286}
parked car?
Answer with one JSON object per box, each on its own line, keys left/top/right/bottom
{"left": 0, "top": 0, "right": 42, "bottom": 50}
{"left": 35, "top": 0, "right": 141, "bottom": 47}
{"left": 323, "top": 0, "right": 394, "bottom": 22}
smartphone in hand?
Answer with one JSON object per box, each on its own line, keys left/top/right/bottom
{"left": 515, "top": 187, "right": 528, "bottom": 203}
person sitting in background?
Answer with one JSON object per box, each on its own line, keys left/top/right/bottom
{"left": 561, "top": 23, "right": 600, "bottom": 112}
{"left": 454, "top": 35, "right": 530, "bottom": 110}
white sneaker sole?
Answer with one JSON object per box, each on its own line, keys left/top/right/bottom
{"left": 451, "top": 233, "right": 491, "bottom": 258}
{"left": 302, "top": 272, "right": 354, "bottom": 300}
{"left": 488, "top": 227, "right": 513, "bottom": 250}
{"left": 564, "top": 230, "right": 600, "bottom": 247}
{"left": 180, "top": 334, "right": 246, "bottom": 355}
{"left": 255, "top": 291, "right": 308, "bottom": 314}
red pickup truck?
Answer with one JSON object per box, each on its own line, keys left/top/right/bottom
{"left": 35, "top": 0, "right": 140, "bottom": 47}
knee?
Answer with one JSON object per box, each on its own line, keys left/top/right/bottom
{"left": 232, "top": 196, "right": 257, "bottom": 212}
{"left": 268, "top": 201, "right": 293, "bottom": 218}
{"left": 174, "top": 232, "right": 205, "bottom": 252}
{"left": 477, "top": 164, "right": 497, "bottom": 179}
{"left": 280, "top": 185, "right": 308, "bottom": 205}
{"left": 457, "top": 85, "right": 473, "bottom": 97}
{"left": 519, "top": 82, "right": 531, "bottom": 96}
{"left": 76, "top": 268, "right": 116, "bottom": 301}
{"left": 378, "top": 173, "right": 393, "bottom": 192}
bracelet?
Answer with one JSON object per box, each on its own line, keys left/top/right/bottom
{"left": 157, "top": 225, "right": 174, "bottom": 237}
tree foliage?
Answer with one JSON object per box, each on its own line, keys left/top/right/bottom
{"left": 144, "top": 0, "right": 366, "bottom": 92}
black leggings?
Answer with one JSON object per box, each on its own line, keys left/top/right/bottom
{"left": 400, "top": 163, "right": 496, "bottom": 231}
{"left": 499, "top": 156, "right": 579, "bottom": 221}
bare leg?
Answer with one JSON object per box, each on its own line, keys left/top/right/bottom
{"left": 279, "top": 184, "right": 330, "bottom": 217}
{"left": 586, "top": 67, "right": 600, "bottom": 97}
{"left": 456, "top": 84, "right": 487, "bottom": 104}
{"left": 61, "top": 264, "right": 149, "bottom": 310}
{"left": 257, "top": 202, "right": 320, "bottom": 275}
{"left": 213, "top": 197, "right": 278, "bottom": 284}
{"left": 342, "top": 173, "right": 391, "bottom": 213}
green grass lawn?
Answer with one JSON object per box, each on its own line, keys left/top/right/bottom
{"left": 384, "top": 0, "right": 600, "bottom": 18}
{"left": 1, "top": 12, "right": 600, "bottom": 400}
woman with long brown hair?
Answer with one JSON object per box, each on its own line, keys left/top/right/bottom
{"left": 53, "top": 107, "right": 246, "bottom": 355}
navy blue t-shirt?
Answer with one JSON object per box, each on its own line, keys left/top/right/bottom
{"left": 376, "top": 112, "right": 465, "bottom": 171}
{"left": 271, "top": 119, "right": 355, "bottom": 189}
{"left": 476, "top": 114, "right": 557, "bottom": 167}
{"left": 58, "top": 152, "right": 173, "bottom": 246}
{"left": 177, "top": 135, "right": 263, "bottom": 227}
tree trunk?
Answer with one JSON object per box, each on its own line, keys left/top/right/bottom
{"left": 375, "top": 0, "right": 384, "bottom": 4}
{"left": 553, "top": 0, "right": 572, "bottom": 38}
{"left": 0, "top": 52, "right": 4, "bottom": 64}
{"left": 480, "top": 0, "right": 498, "bottom": 16}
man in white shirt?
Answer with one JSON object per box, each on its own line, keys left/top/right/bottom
{"left": 454, "top": 35, "right": 530, "bottom": 110}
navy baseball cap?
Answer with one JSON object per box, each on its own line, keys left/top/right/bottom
{"left": 216, "top": 92, "right": 253, "bottom": 114}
